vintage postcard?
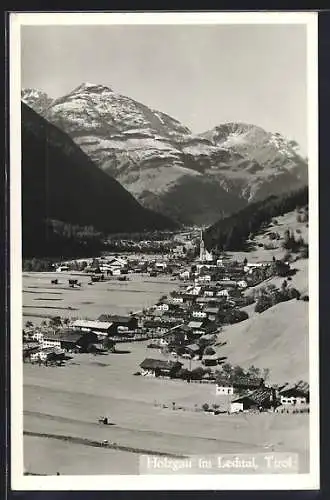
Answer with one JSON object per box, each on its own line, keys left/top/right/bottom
{"left": 9, "top": 11, "right": 319, "bottom": 490}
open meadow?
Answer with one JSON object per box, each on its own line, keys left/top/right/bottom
{"left": 23, "top": 271, "right": 180, "bottom": 324}
{"left": 24, "top": 343, "right": 309, "bottom": 475}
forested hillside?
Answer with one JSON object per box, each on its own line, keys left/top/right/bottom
{"left": 204, "top": 186, "right": 308, "bottom": 251}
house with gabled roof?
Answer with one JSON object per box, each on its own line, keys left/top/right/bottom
{"left": 139, "top": 358, "right": 182, "bottom": 377}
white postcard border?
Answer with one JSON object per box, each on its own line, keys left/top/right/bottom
{"left": 9, "top": 11, "right": 319, "bottom": 491}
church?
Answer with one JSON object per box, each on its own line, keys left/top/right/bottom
{"left": 199, "top": 231, "right": 213, "bottom": 262}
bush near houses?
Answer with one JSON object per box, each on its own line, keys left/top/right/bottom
{"left": 254, "top": 282, "right": 301, "bottom": 314}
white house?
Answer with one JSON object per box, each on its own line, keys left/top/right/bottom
{"left": 279, "top": 385, "right": 308, "bottom": 406}
{"left": 237, "top": 280, "right": 248, "bottom": 289}
{"left": 157, "top": 303, "right": 170, "bottom": 312}
{"left": 155, "top": 262, "right": 167, "bottom": 271}
{"left": 280, "top": 395, "right": 307, "bottom": 405}
{"left": 198, "top": 275, "right": 211, "bottom": 283}
{"left": 31, "top": 331, "right": 44, "bottom": 342}
{"left": 204, "top": 290, "right": 214, "bottom": 297}
{"left": 192, "top": 310, "right": 207, "bottom": 319}
{"left": 42, "top": 338, "right": 61, "bottom": 349}
{"left": 186, "top": 285, "right": 201, "bottom": 296}
{"left": 111, "top": 268, "right": 121, "bottom": 276}
{"left": 179, "top": 270, "right": 190, "bottom": 280}
{"left": 56, "top": 265, "right": 69, "bottom": 273}
{"left": 217, "top": 289, "right": 229, "bottom": 298}
{"left": 230, "top": 402, "right": 244, "bottom": 413}
{"left": 216, "top": 383, "right": 234, "bottom": 396}
{"left": 172, "top": 296, "right": 184, "bottom": 304}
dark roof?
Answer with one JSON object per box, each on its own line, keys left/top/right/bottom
{"left": 98, "top": 314, "right": 133, "bottom": 323}
{"left": 43, "top": 329, "right": 84, "bottom": 343}
{"left": 216, "top": 375, "right": 264, "bottom": 389}
{"left": 204, "top": 307, "right": 219, "bottom": 314}
{"left": 140, "top": 358, "right": 183, "bottom": 371}
{"left": 233, "top": 377, "right": 264, "bottom": 389}
{"left": 233, "top": 388, "right": 274, "bottom": 406}
{"left": 279, "top": 386, "right": 309, "bottom": 397}
{"left": 185, "top": 343, "right": 200, "bottom": 352}
{"left": 217, "top": 377, "right": 234, "bottom": 387}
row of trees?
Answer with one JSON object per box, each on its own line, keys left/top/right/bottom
{"left": 204, "top": 186, "right": 308, "bottom": 251}
{"left": 254, "top": 282, "right": 301, "bottom": 313}
{"left": 23, "top": 218, "right": 104, "bottom": 259}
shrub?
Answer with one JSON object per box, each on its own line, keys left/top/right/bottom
{"left": 301, "top": 295, "right": 309, "bottom": 302}
{"left": 202, "top": 403, "right": 210, "bottom": 412}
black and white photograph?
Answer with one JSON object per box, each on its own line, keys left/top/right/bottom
{"left": 10, "top": 11, "right": 319, "bottom": 490}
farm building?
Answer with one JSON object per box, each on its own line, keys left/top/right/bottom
{"left": 185, "top": 343, "right": 200, "bottom": 357}
{"left": 72, "top": 320, "right": 113, "bottom": 337}
{"left": 279, "top": 384, "right": 309, "bottom": 406}
{"left": 187, "top": 320, "right": 204, "bottom": 330}
{"left": 233, "top": 377, "right": 265, "bottom": 392}
{"left": 56, "top": 265, "right": 69, "bottom": 272}
{"left": 30, "top": 347, "right": 65, "bottom": 363}
{"left": 202, "top": 354, "right": 219, "bottom": 367}
{"left": 230, "top": 387, "right": 277, "bottom": 412}
{"left": 98, "top": 314, "right": 138, "bottom": 332}
{"left": 42, "top": 330, "right": 98, "bottom": 352}
{"left": 216, "top": 378, "right": 234, "bottom": 395}
{"left": 192, "top": 310, "right": 207, "bottom": 319}
{"left": 139, "top": 358, "right": 183, "bottom": 378}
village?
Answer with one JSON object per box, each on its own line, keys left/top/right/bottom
{"left": 23, "top": 231, "right": 310, "bottom": 418}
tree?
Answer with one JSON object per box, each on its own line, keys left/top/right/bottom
{"left": 202, "top": 403, "right": 210, "bottom": 412}
{"left": 247, "top": 365, "right": 261, "bottom": 378}
{"left": 233, "top": 365, "right": 245, "bottom": 379}
{"left": 222, "top": 363, "right": 233, "bottom": 376}
{"left": 262, "top": 368, "right": 270, "bottom": 381}
{"left": 204, "top": 346, "right": 216, "bottom": 356}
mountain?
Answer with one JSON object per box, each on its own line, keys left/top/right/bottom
{"left": 21, "top": 102, "right": 177, "bottom": 256}
{"left": 21, "top": 88, "right": 54, "bottom": 115}
{"left": 22, "top": 84, "right": 308, "bottom": 225}
{"left": 204, "top": 186, "right": 308, "bottom": 251}
{"left": 213, "top": 209, "right": 309, "bottom": 385}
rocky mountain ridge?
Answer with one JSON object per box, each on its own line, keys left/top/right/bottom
{"left": 22, "top": 83, "right": 308, "bottom": 225}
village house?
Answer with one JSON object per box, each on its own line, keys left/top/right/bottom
{"left": 163, "top": 325, "right": 187, "bottom": 346}
{"left": 56, "top": 265, "right": 69, "bottom": 273}
{"left": 233, "top": 377, "right": 265, "bottom": 393}
{"left": 156, "top": 303, "right": 170, "bottom": 312}
{"left": 98, "top": 314, "right": 138, "bottom": 333}
{"left": 202, "top": 354, "right": 219, "bottom": 367}
{"left": 196, "top": 275, "right": 211, "bottom": 283}
{"left": 42, "top": 329, "right": 98, "bottom": 352}
{"left": 31, "top": 330, "right": 45, "bottom": 343}
{"left": 185, "top": 343, "right": 201, "bottom": 358}
{"left": 216, "top": 380, "right": 234, "bottom": 395}
{"left": 71, "top": 320, "right": 113, "bottom": 338}
{"left": 139, "top": 358, "right": 183, "bottom": 378}
{"left": 179, "top": 270, "right": 190, "bottom": 280}
{"left": 204, "top": 307, "right": 220, "bottom": 321}
{"left": 192, "top": 310, "right": 207, "bottom": 319}
{"left": 30, "top": 347, "right": 65, "bottom": 363}
{"left": 172, "top": 296, "right": 184, "bottom": 304}
{"left": 279, "top": 385, "right": 309, "bottom": 406}
{"left": 230, "top": 387, "right": 277, "bottom": 412}
{"left": 237, "top": 280, "right": 248, "bottom": 289}
{"left": 154, "top": 261, "right": 167, "bottom": 272}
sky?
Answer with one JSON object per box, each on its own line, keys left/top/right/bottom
{"left": 21, "top": 24, "right": 307, "bottom": 152}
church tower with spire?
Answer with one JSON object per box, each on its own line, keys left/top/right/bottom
{"left": 199, "top": 230, "right": 213, "bottom": 262}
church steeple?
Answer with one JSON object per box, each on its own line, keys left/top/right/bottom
{"left": 199, "top": 229, "right": 213, "bottom": 263}
{"left": 199, "top": 230, "right": 205, "bottom": 261}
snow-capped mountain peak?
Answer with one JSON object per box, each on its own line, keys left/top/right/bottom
{"left": 21, "top": 83, "right": 308, "bottom": 225}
